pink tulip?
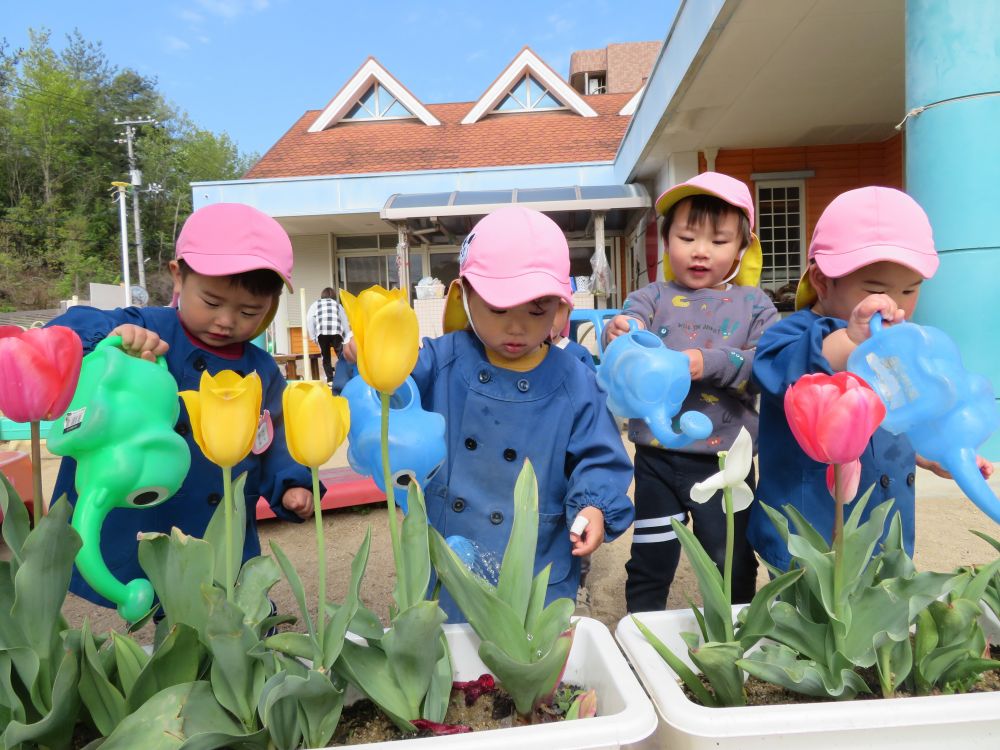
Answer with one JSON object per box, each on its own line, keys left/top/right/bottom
{"left": 0, "top": 326, "right": 83, "bottom": 423}
{"left": 784, "top": 372, "right": 885, "bottom": 466}
{"left": 826, "top": 459, "right": 862, "bottom": 505}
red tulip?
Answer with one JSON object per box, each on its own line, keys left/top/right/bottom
{"left": 0, "top": 326, "right": 83, "bottom": 423}
{"left": 784, "top": 372, "right": 885, "bottom": 466}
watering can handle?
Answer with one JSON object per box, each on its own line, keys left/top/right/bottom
{"left": 868, "top": 312, "right": 884, "bottom": 336}
{"left": 95, "top": 335, "right": 169, "bottom": 369}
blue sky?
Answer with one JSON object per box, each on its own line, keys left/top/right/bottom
{"left": 6, "top": 1, "right": 679, "bottom": 157}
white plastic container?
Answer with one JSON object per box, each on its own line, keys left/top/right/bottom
{"left": 615, "top": 607, "right": 1000, "bottom": 749}
{"left": 339, "top": 616, "right": 657, "bottom": 749}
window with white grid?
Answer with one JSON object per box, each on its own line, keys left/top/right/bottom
{"left": 756, "top": 181, "right": 805, "bottom": 311}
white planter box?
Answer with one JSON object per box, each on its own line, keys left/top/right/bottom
{"left": 340, "top": 616, "right": 657, "bottom": 749}
{"left": 616, "top": 607, "right": 1000, "bottom": 749}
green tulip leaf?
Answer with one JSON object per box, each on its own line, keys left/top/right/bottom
{"left": 429, "top": 528, "right": 530, "bottom": 660}
{"left": 478, "top": 627, "right": 574, "bottom": 717}
{"left": 323, "top": 527, "right": 371, "bottom": 668}
{"left": 381, "top": 601, "right": 447, "bottom": 716}
{"left": 234, "top": 555, "right": 281, "bottom": 631}
{"left": 269, "top": 540, "right": 317, "bottom": 646}
{"left": 630, "top": 615, "right": 718, "bottom": 707}
{"left": 204, "top": 588, "right": 266, "bottom": 730}
{"left": 686, "top": 640, "right": 745, "bottom": 706}
{"left": 335, "top": 639, "right": 417, "bottom": 733}
{"left": 138, "top": 528, "right": 215, "bottom": 633}
{"left": 395, "top": 484, "right": 431, "bottom": 612}
{"left": 0, "top": 471, "right": 30, "bottom": 565}
{"left": 203, "top": 472, "right": 249, "bottom": 590}
{"left": 111, "top": 632, "right": 150, "bottom": 697}
{"left": 672, "top": 520, "right": 730, "bottom": 642}
{"left": 78, "top": 620, "right": 126, "bottom": 736}
{"left": 127, "top": 623, "right": 203, "bottom": 713}
{"left": 496, "top": 461, "right": 539, "bottom": 622}
{"left": 2, "top": 645, "right": 81, "bottom": 750}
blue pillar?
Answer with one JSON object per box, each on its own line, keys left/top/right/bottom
{"left": 905, "top": 0, "right": 1000, "bottom": 458}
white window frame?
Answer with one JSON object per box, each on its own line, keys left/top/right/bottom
{"left": 755, "top": 179, "right": 806, "bottom": 310}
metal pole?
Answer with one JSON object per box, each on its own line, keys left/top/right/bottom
{"left": 115, "top": 117, "right": 156, "bottom": 288}
{"left": 113, "top": 182, "right": 133, "bottom": 307}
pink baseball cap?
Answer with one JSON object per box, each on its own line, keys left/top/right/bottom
{"left": 174, "top": 203, "right": 294, "bottom": 337}
{"left": 795, "top": 187, "right": 939, "bottom": 310}
{"left": 655, "top": 171, "right": 763, "bottom": 286}
{"left": 443, "top": 206, "right": 573, "bottom": 334}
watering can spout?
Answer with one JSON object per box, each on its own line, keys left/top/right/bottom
{"left": 72, "top": 487, "right": 154, "bottom": 622}
{"left": 946, "top": 447, "right": 1000, "bottom": 525}
{"left": 646, "top": 409, "right": 713, "bottom": 450}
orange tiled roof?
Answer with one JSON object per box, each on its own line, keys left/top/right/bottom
{"left": 245, "top": 93, "right": 634, "bottom": 179}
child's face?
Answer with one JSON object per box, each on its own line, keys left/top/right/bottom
{"left": 666, "top": 200, "right": 743, "bottom": 290}
{"left": 465, "top": 286, "right": 559, "bottom": 363}
{"left": 170, "top": 262, "right": 274, "bottom": 347}
{"left": 812, "top": 260, "right": 924, "bottom": 321}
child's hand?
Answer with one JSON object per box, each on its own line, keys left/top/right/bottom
{"left": 683, "top": 349, "right": 704, "bottom": 380}
{"left": 846, "top": 294, "right": 905, "bottom": 345}
{"left": 570, "top": 506, "right": 606, "bottom": 556}
{"left": 342, "top": 338, "right": 358, "bottom": 364}
{"left": 281, "top": 487, "right": 313, "bottom": 519}
{"left": 606, "top": 314, "right": 642, "bottom": 342}
{"left": 110, "top": 324, "right": 169, "bottom": 362}
{"left": 916, "top": 454, "right": 994, "bottom": 481}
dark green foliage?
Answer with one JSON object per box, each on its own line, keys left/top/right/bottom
{"left": 0, "top": 28, "right": 257, "bottom": 310}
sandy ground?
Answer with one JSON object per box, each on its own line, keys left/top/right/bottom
{"left": 4, "top": 438, "right": 1000, "bottom": 642}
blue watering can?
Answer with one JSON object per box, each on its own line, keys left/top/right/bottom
{"left": 342, "top": 375, "right": 446, "bottom": 513}
{"left": 596, "top": 327, "right": 712, "bottom": 449}
{"left": 848, "top": 314, "right": 1000, "bottom": 523}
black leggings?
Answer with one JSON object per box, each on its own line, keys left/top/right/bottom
{"left": 316, "top": 334, "right": 343, "bottom": 383}
{"left": 625, "top": 445, "right": 758, "bottom": 613}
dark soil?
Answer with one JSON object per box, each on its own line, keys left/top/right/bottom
{"left": 331, "top": 682, "right": 582, "bottom": 745}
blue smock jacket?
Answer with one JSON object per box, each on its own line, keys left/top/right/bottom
{"left": 47, "top": 305, "right": 312, "bottom": 609}
{"left": 411, "top": 331, "right": 634, "bottom": 620}
{"left": 749, "top": 309, "right": 916, "bottom": 570}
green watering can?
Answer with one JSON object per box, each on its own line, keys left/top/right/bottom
{"left": 48, "top": 336, "right": 191, "bottom": 622}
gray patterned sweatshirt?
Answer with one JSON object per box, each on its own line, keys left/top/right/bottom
{"left": 612, "top": 281, "right": 779, "bottom": 455}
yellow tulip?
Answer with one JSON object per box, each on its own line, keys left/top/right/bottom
{"left": 283, "top": 382, "right": 350, "bottom": 468}
{"left": 340, "top": 285, "right": 419, "bottom": 394}
{"left": 179, "top": 370, "right": 262, "bottom": 469}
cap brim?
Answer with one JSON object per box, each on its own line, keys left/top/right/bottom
{"left": 813, "top": 244, "right": 940, "bottom": 281}
{"left": 656, "top": 184, "right": 738, "bottom": 218}
{"left": 462, "top": 271, "right": 573, "bottom": 310}
{"left": 181, "top": 251, "right": 294, "bottom": 292}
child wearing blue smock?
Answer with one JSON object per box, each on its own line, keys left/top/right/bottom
{"left": 47, "top": 203, "right": 316, "bottom": 611}
{"left": 750, "top": 187, "right": 993, "bottom": 570}
{"left": 409, "top": 206, "right": 634, "bottom": 622}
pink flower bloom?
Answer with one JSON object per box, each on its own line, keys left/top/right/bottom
{"left": 784, "top": 372, "right": 885, "bottom": 466}
{"left": 826, "top": 459, "right": 862, "bottom": 504}
{"left": 0, "top": 326, "right": 83, "bottom": 423}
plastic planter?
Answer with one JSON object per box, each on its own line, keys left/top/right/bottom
{"left": 615, "top": 607, "right": 1000, "bottom": 749}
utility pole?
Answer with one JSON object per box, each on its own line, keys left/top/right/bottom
{"left": 112, "top": 182, "right": 133, "bottom": 307}
{"left": 114, "top": 117, "right": 156, "bottom": 289}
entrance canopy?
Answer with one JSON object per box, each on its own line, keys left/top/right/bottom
{"left": 381, "top": 184, "right": 650, "bottom": 244}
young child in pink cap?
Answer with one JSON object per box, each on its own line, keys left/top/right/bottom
{"left": 604, "top": 171, "right": 778, "bottom": 613}
{"left": 47, "top": 202, "right": 316, "bottom": 612}
{"left": 410, "top": 205, "right": 634, "bottom": 622}
{"left": 750, "top": 186, "right": 993, "bottom": 570}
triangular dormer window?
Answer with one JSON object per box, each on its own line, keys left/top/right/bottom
{"left": 308, "top": 57, "right": 440, "bottom": 132}
{"left": 462, "top": 48, "right": 597, "bottom": 125}
{"left": 495, "top": 74, "right": 566, "bottom": 113}
{"left": 344, "top": 82, "right": 415, "bottom": 121}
